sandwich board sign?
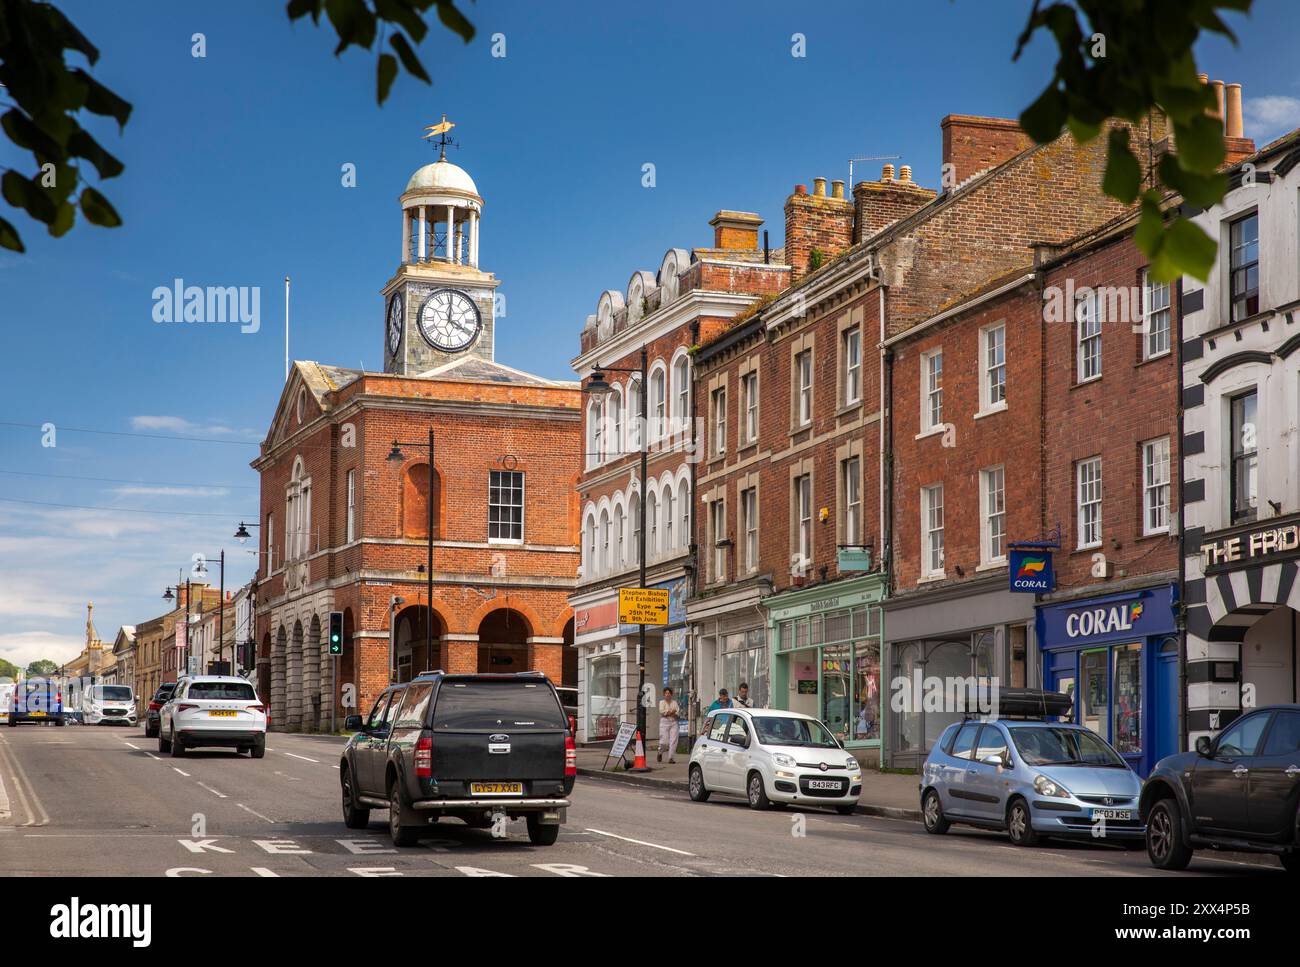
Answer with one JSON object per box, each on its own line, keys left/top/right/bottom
{"left": 603, "top": 721, "right": 638, "bottom": 771}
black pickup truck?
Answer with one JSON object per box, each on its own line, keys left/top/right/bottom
{"left": 340, "top": 671, "right": 575, "bottom": 847}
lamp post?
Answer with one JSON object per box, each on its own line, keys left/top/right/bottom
{"left": 387, "top": 428, "right": 436, "bottom": 682}
{"left": 162, "top": 572, "right": 193, "bottom": 677}
{"left": 585, "top": 347, "right": 651, "bottom": 763}
{"left": 192, "top": 550, "right": 228, "bottom": 674}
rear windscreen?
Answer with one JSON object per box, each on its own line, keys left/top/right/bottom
{"left": 187, "top": 682, "right": 256, "bottom": 700}
{"left": 432, "top": 682, "right": 566, "bottom": 731}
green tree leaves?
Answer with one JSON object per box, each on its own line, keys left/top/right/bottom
{"left": 0, "top": 0, "right": 132, "bottom": 251}
{"left": 1015, "top": 0, "right": 1253, "bottom": 281}
{"left": 288, "top": 0, "right": 473, "bottom": 105}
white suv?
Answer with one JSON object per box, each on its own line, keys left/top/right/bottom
{"left": 84, "top": 684, "right": 137, "bottom": 726}
{"left": 159, "top": 676, "right": 267, "bottom": 758}
{"left": 688, "top": 707, "right": 862, "bottom": 813}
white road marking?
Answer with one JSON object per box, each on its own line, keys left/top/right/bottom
{"left": 273, "top": 771, "right": 301, "bottom": 782}
{"left": 0, "top": 767, "right": 9, "bottom": 821}
{"left": 172, "top": 767, "right": 190, "bottom": 777}
{"left": 283, "top": 752, "right": 319, "bottom": 763}
{"left": 250, "top": 867, "right": 279, "bottom": 877}
{"left": 196, "top": 782, "right": 228, "bottom": 799}
{"left": 236, "top": 803, "right": 276, "bottom": 824}
{"left": 145, "top": 752, "right": 160, "bottom": 760}
{"left": 584, "top": 828, "right": 695, "bottom": 856}
{"left": 123, "top": 742, "right": 139, "bottom": 750}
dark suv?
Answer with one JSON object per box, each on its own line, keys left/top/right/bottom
{"left": 339, "top": 671, "right": 575, "bottom": 847}
{"left": 143, "top": 682, "right": 176, "bottom": 738}
{"left": 1140, "top": 704, "right": 1300, "bottom": 872}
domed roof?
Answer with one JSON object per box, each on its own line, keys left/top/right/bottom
{"left": 405, "top": 160, "right": 479, "bottom": 196}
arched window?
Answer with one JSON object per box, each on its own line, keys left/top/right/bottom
{"left": 629, "top": 492, "right": 641, "bottom": 563}
{"left": 646, "top": 491, "right": 659, "bottom": 561}
{"left": 584, "top": 514, "right": 597, "bottom": 578}
{"left": 599, "top": 510, "right": 611, "bottom": 574}
{"left": 609, "top": 388, "right": 622, "bottom": 458}
{"left": 649, "top": 368, "right": 666, "bottom": 441}
{"left": 587, "top": 399, "right": 603, "bottom": 469}
{"left": 672, "top": 355, "right": 690, "bottom": 433}
{"left": 663, "top": 487, "right": 675, "bottom": 555}
{"left": 613, "top": 503, "right": 625, "bottom": 571}
{"left": 627, "top": 381, "right": 642, "bottom": 451}
{"left": 677, "top": 479, "right": 690, "bottom": 550}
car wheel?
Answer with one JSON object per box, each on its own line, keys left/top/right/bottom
{"left": 388, "top": 777, "right": 419, "bottom": 847}
{"left": 526, "top": 814, "right": 560, "bottom": 846}
{"left": 158, "top": 726, "right": 171, "bottom": 753}
{"left": 1007, "top": 797, "right": 1039, "bottom": 847}
{"left": 1280, "top": 852, "right": 1299, "bottom": 874}
{"left": 169, "top": 726, "right": 185, "bottom": 757}
{"left": 1145, "top": 799, "right": 1193, "bottom": 871}
{"left": 687, "top": 764, "right": 710, "bottom": 802}
{"left": 923, "top": 789, "right": 950, "bottom": 834}
{"left": 746, "top": 771, "right": 771, "bottom": 810}
{"left": 250, "top": 735, "right": 266, "bottom": 759}
{"left": 341, "top": 766, "right": 370, "bottom": 830}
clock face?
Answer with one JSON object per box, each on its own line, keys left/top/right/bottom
{"left": 386, "top": 292, "right": 403, "bottom": 356}
{"left": 418, "top": 288, "right": 482, "bottom": 352}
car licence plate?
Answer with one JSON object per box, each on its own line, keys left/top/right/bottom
{"left": 470, "top": 782, "right": 522, "bottom": 796}
{"left": 30, "top": 711, "right": 46, "bottom": 717}
{"left": 208, "top": 710, "right": 237, "bottom": 718}
{"left": 1091, "top": 808, "right": 1132, "bottom": 821}
{"left": 807, "top": 779, "right": 842, "bottom": 790}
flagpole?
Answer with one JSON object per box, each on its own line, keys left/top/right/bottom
{"left": 284, "top": 276, "right": 291, "bottom": 381}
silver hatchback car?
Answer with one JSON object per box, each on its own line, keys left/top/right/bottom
{"left": 920, "top": 718, "right": 1145, "bottom": 848}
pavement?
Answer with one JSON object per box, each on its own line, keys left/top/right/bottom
{"left": 576, "top": 744, "right": 923, "bottom": 819}
{"left": 0, "top": 723, "right": 1288, "bottom": 877}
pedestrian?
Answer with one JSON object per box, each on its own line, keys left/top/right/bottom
{"left": 705, "top": 688, "right": 732, "bottom": 716}
{"left": 657, "top": 686, "right": 680, "bottom": 763}
{"left": 735, "top": 682, "right": 752, "bottom": 708}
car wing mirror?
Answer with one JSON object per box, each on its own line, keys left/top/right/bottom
{"left": 344, "top": 714, "right": 362, "bottom": 731}
{"left": 1195, "top": 736, "right": 1213, "bottom": 758}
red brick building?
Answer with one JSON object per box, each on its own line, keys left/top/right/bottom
{"left": 570, "top": 211, "right": 787, "bottom": 745}
{"left": 252, "top": 156, "right": 581, "bottom": 730}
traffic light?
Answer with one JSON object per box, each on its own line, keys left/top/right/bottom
{"left": 328, "top": 611, "right": 343, "bottom": 655}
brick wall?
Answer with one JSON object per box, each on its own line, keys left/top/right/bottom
{"left": 940, "top": 115, "right": 1034, "bottom": 185}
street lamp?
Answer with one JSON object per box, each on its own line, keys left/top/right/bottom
{"left": 192, "top": 550, "right": 229, "bottom": 674}
{"left": 233, "top": 521, "right": 255, "bottom": 544}
{"left": 585, "top": 347, "right": 651, "bottom": 769}
{"left": 387, "top": 427, "right": 436, "bottom": 682}
{"left": 162, "top": 571, "right": 194, "bottom": 676}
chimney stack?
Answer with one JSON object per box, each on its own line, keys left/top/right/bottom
{"left": 881, "top": 163, "right": 894, "bottom": 182}
{"left": 813, "top": 176, "right": 827, "bottom": 197}
{"left": 709, "top": 210, "right": 764, "bottom": 251}
{"left": 852, "top": 163, "right": 936, "bottom": 244}
{"left": 831, "top": 179, "right": 845, "bottom": 199}
{"left": 785, "top": 177, "right": 854, "bottom": 283}
{"left": 940, "top": 115, "right": 1033, "bottom": 187}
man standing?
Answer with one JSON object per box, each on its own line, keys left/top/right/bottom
{"left": 706, "top": 688, "right": 732, "bottom": 716}
{"left": 657, "top": 687, "right": 681, "bottom": 763}
{"left": 735, "top": 682, "right": 752, "bottom": 708}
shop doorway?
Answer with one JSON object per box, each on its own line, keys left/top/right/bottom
{"left": 1154, "top": 637, "right": 1179, "bottom": 763}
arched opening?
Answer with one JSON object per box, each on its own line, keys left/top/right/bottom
{"left": 258, "top": 631, "right": 272, "bottom": 708}
{"left": 306, "top": 613, "right": 323, "bottom": 731}
{"left": 402, "top": 463, "right": 441, "bottom": 539}
{"left": 341, "top": 607, "right": 357, "bottom": 716}
{"left": 477, "top": 608, "right": 532, "bottom": 673}
{"left": 286, "top": 620, "right": 304, "bottom": 730}
{"left": 561, "top": 616, "right": 577, "bottom": 688}
{"left": 271, "top": 626, "right": 287, "bottom": 727}
{"left": 393, "top": 604, "right": 446, "bottom": 682}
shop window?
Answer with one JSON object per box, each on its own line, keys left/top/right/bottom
{"left": 587, "top": 655, "right": 621, "bottom": 741}
{"left": 1080, "top": 648, "right": 1109, "bottom": 737}
{"left": 1112, "top": 643, "right": 1142, "bottom": 755}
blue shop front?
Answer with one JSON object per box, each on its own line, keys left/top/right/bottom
{"left": 1036, "top": 584, "right": 1179, "bottom": 777}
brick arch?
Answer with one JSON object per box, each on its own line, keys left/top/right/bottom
{"left": 549, "top": 609, "right": 575, "bottom": 640}
{"left": 464, "top": 596, "right": 544, "bottom": 638}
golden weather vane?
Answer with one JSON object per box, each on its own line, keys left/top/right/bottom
{"left": 422, "top": 114, "right": 458, "bottom": 161}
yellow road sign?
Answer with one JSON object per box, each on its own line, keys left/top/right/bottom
{"left": 618, "top": 587, "right": 670, "bottom": 625}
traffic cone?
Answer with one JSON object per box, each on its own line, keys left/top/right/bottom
{"left": 630, "top": 730, "right": 650, "bottom": 772}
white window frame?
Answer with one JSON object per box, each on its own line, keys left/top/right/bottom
{"left": 843, "top": 457, "right": 861, "bottom": 546}
{"left": 346, "top": 469, "right": 356, "bottom": 543}
{"left": 711, "top": 498, "right": 727, "bottom": 583}
{"left": 488, "top": 470, "right": 525, "bottom": 544}
{"left": 1076, "top": 457, "right": 1102, "bottom": 549}
{"left": 663, "top": 487, "right": 674, "bottom": 556}
{"left": 843, "top": 328, "right": 862, "bottom": 406}
{"left": 712, "top": 386, "right": 727, "bottom": 456}
{"left": 743, "top": 486, "right": 758, "bottom": 573}
{"left": 980, "top": 465, "right": 1006, "bottom": 565}
{"left": 742, "top": 371, "right": 759, "bottom": 444}
{"left": 673, "top": 356, "right": 690, "bottom": 434}
{"left": 1142, "top": 437, "right": 1171, "bottom": 536}
{"left": 979, "top": 323, "right": 1006, "bottom": 414}
{"left": 797, "top": 350, "right": 813, "bottom": 426}
{"left": 1141, "top": 271, "right": 1171, "bottom": 360}
{"left": 920, "top": 348, "right": 943, "bottom": 432}
{"left": 922, "top": 484, "right": 944, "bottom": 578}
{"left": 649, "top": 367, "right": 667, "bottom": 441}
{"left": 1076, "top": 293, "right": 1101, "bottom": 382}
{"left": 795, "top": 474, "right": 812, "bottom": 571}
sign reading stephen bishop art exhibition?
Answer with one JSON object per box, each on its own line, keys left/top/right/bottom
{"left": 1200, "top": 515, "right": 1300, "bottom": 572}
{"left": 617, "top": 587, "right": 670, "bottom": 625}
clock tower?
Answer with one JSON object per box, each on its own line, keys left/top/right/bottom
{"left": 382, "top": 134, "right": 499, "bottom": 375}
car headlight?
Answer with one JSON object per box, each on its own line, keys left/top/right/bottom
{"left": 773, "top": 753, "right": 795, "bottom": 767}
{"left": 845, "top": 757, "right": 860, "bottom": 771}
{"left": 1033, "top": 774, "right": 1071, "bottom": 798}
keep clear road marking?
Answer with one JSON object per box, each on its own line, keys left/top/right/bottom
{"left": 282, "top": 752, "right": 319, "bottom": 763}
{"left": 584, "top": 828, "right": 695, "bottom": 856}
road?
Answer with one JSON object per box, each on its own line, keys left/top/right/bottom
{"left": 0, "top": 723, "right": 1287, "bottom": 877}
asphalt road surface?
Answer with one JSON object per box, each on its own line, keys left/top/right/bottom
{"left": 0, "top": 723, "right": 1288, "bottom": 877}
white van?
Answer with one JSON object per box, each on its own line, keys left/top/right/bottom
{"left": 0, "top": 681, "right": 14, "bottom": 722}
{"left": 84, "top": 683, "right": 137, "bottom": 726}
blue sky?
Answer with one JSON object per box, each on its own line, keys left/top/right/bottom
{"left": 1, "top": 0, "right": 1297, "bottom": 668}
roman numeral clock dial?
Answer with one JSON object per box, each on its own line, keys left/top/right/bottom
{"left": 418, "top": 288, "right": 481, "bottom": 352}
{"left": 386, "top": 291, "right": 403, "bottom": 358}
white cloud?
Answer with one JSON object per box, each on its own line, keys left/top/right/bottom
{"left": 1243, "top": 95, "right": 1300, "bottom": 141}
{"left": 0, "top": 631, "right": 85, "bottom": 670}
{"left": 112, "top": 485, "right": 230, "bottom": 498}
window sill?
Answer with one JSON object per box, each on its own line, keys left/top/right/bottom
{"left": 975, "top": 559, "right": 1007, "bottom": 573}
{"left": 917, "top": 572, "right": 946, "bottom": 584}
{"left": 1074, "top": 542, "right": 1101, "bottom": 554}
{"left": 1137, "top": 348, "right": 1172, "bottom": 367}
{"left": 1072, "top": 375, "right": 1102, "bottom": 390}
{"left": 973, "top": 403, "right": 1007, "bottom": 421}
{"left": 915, "top": 425, "right": 946, "bottom": 441}
{"left": 838, "top": 400, "right": 862, "bottom": 417}
{"left": 1140, "top": 527, "right": 1171, "bottom": 539}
